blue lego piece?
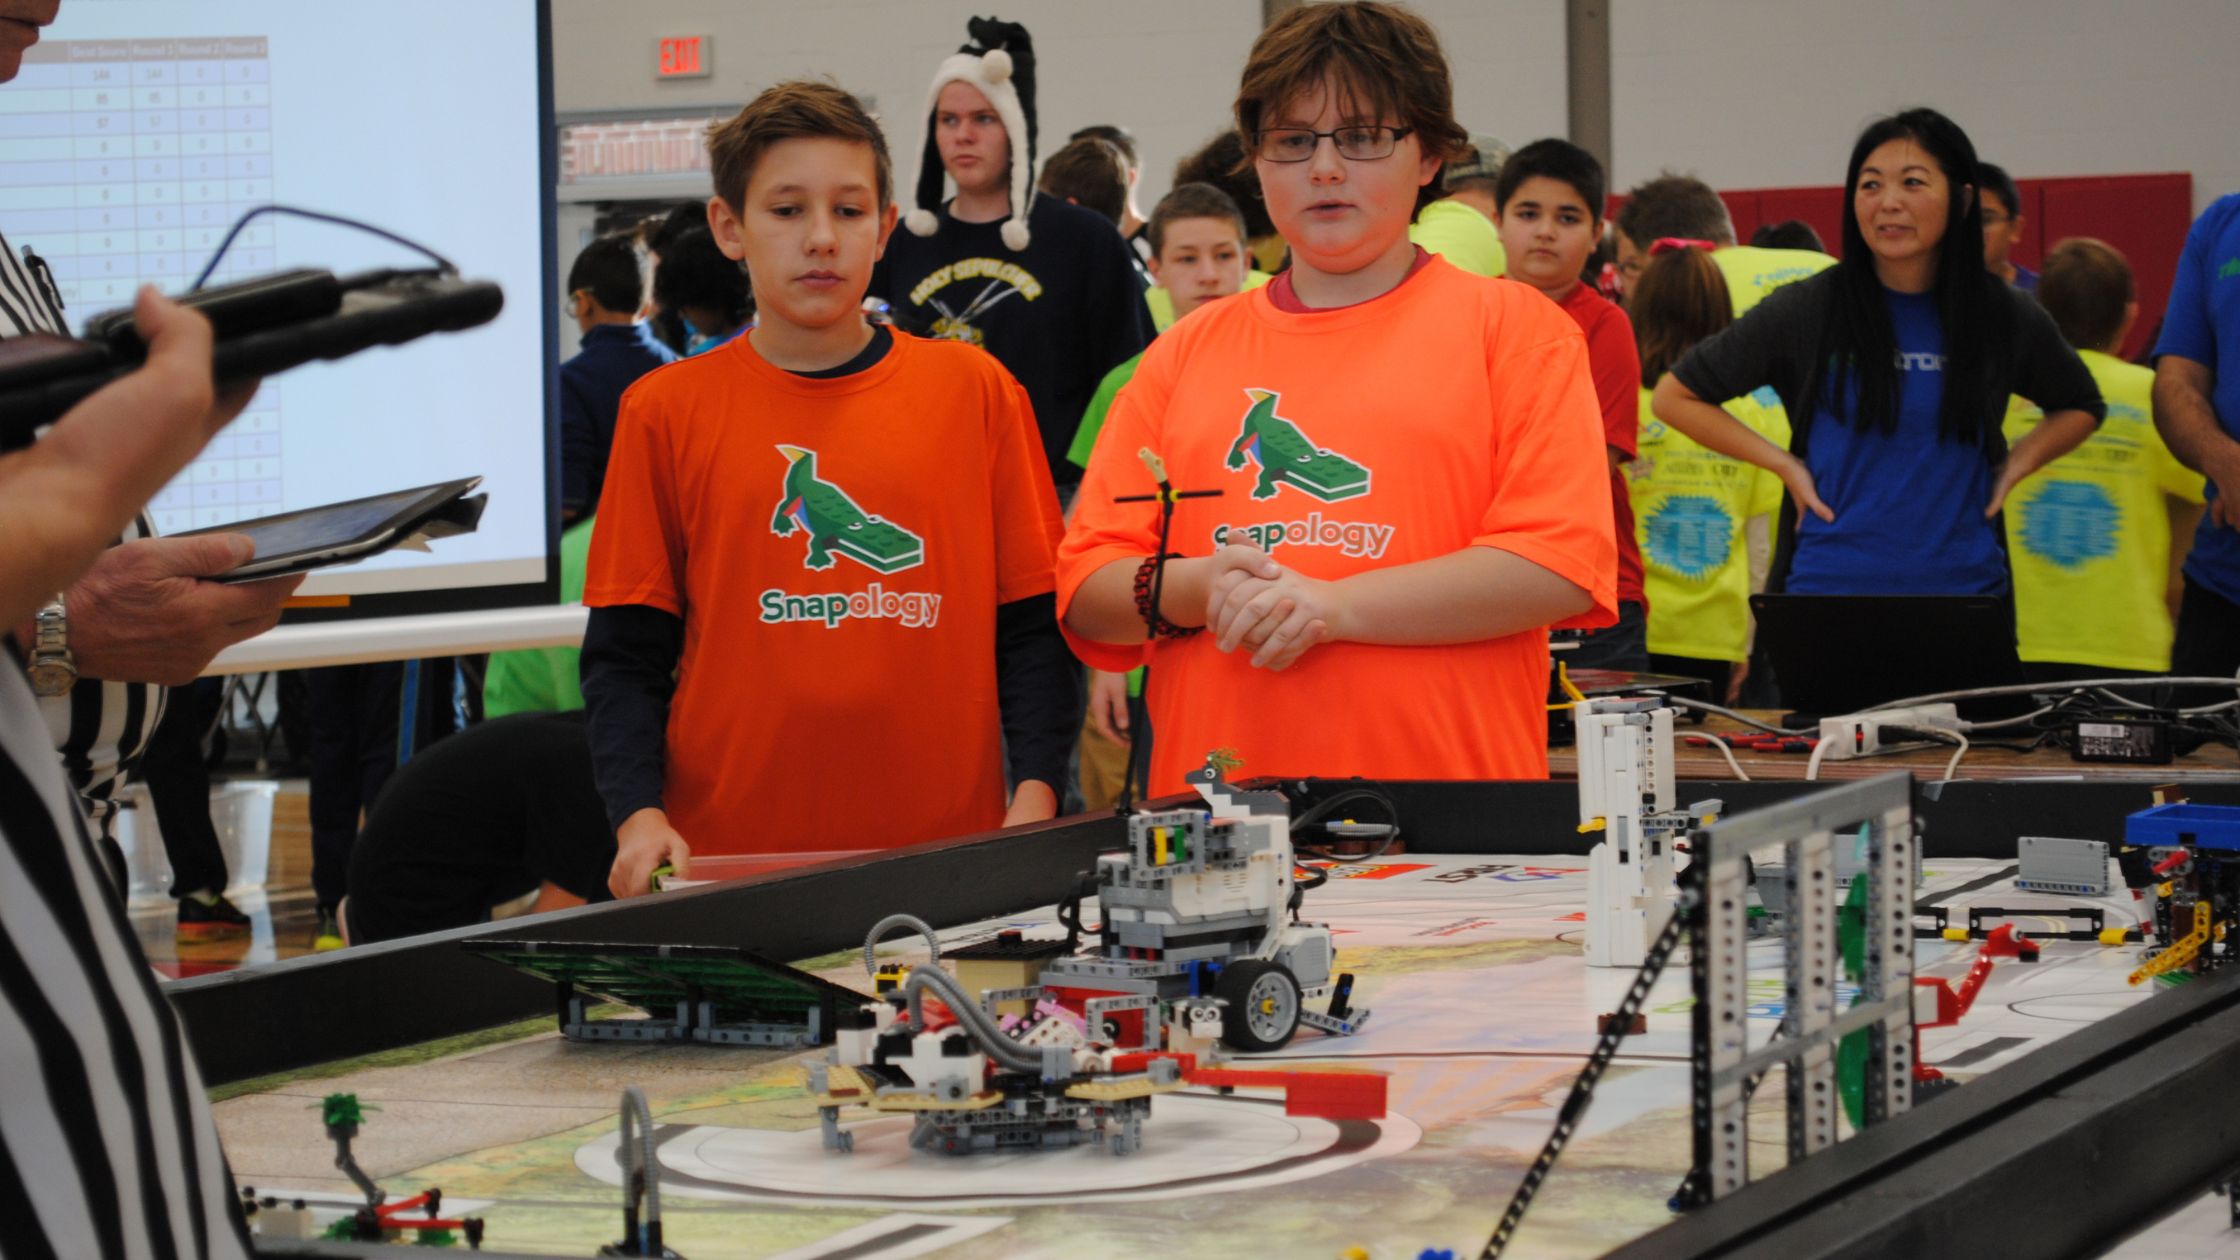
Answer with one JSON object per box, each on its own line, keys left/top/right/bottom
{"left": 1418, "top": 1250, "right": 1457, "bottom": 1260}
{"left": 2126, "top": 803, "right": 2240, "bottom": 853}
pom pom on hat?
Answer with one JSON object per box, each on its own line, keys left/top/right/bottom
{"left": 1000, "top": 217, "right": 1031, "bottom": 251}
{"left": 904, "top": 207, "right": 940, "bottom": 238}
{"left": 982, "top": 47, "right": 1012, "bottom": 83}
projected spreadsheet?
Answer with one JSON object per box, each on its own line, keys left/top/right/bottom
{"left": 0, "top": 36, "right": 281, "bottom": 532}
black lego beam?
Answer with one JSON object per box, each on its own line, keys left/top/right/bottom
{"left": 172, "top": 811, "right": 1125, "bottom": 1085}
{"left": 1604, "top": 962, "right": 2240, "bottom": 1259}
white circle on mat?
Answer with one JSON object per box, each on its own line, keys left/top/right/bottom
{"left": 575, "top": 1092, "right": 1421, "bottom": 1209}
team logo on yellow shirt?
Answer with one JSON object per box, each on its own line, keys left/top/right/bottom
{"left": 770, "top": 446, "right": 926, "bottom": 574}
{"left": 1225, "top": 389, "right": 1372, "bottom": 502}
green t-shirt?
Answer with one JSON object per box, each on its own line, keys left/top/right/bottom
{"left": 1712, "top": 245, "right": 1835, "bottom": 316}
{"left": 1143, "top": 270, "right": 1274, "bottom": 333}
{"left": 2002, "top": 350, "right": 2205, "bottom": 671}
{"left": 1628, "top": 385, "right": 1788, "bottom": 662}
{"left": 1067, "top": 351, "right": 1144, "bottom": 471}
{"left": 1407, "top": 198, "right": 1506, "bottom": 279}
{"left": 482, "top": 516, "right": 596, "bottom": 717}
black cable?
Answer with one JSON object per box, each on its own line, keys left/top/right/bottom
{"left": 1289, "top": 784, "right": 1401, "bottom": 864}
{"left": 190, "top": 204, "right": 457, "bottom": 291}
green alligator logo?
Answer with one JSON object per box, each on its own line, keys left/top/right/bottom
{"left": 770, "top": 446, "right": 925, "bottom": 573}
{"left": 1224, "top": 389, "right": 1371, "bottom": 502}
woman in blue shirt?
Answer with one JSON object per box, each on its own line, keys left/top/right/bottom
{"left": 1650, "top": 107, "right": 2102, "bottom": 597}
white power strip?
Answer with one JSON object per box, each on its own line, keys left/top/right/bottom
{"left": 1817, "top": 704, "right": 1964, "bottom": 760}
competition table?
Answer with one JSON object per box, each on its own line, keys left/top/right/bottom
{"left": 177, "top": 776, "right": 2240, "bottom": 1260}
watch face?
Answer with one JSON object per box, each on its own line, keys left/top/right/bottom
{"left": 27, "top": 660, "right": 75, "bottom": 696}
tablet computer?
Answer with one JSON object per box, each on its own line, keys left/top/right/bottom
{"left": 175, "top": 477, "right": 486, "bottom": 582}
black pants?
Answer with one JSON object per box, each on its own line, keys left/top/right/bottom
{"left": 1557, "top": 600, "right": 1651, "bottom": 673}
{"left": 136, "top": 680, "right": 228, "bottom": 898}
{"left": 2170, "top": 580, "right": 2240, "bottom": 707}
{"left": 346, "top": 711, "right": 614, "bottom": 945}
{"left": 305, "top": 660, "right": 458, "bottom": 910}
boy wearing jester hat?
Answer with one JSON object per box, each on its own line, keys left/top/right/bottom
{"left": 871, "top": 15, "right": 1153, "bottom": 500}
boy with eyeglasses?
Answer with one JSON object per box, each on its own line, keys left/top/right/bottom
{"left": 1058, "top": 1, "right": 1616, "bottom": 791}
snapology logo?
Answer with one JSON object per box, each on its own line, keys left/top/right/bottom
{"left": 769, "top": 445, "right": 925, "bottom": 573}
{"left": 1211, "top": 389, "right": 1395, "bottom": 559}
{"left": 1224, "top": 388, "right": 1372, "bottom": 502}
{"left": 764, "top": 445, "right": 940, "bottom": 630}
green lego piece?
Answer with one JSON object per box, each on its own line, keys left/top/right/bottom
{"left": 770, "top": 445, "right": 925, "bottom": 573}
{"left": 321, "top": 1093, "right": 369, "bottom": 1130}
{"left": 1224, "top": 390, "right": 1370, "bottom": 502}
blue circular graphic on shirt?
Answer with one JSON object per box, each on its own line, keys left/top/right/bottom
{"left": 1644, "top": 494, "right": 1734, "bottom": 581}
{"left": 2018, "top": 479, "right": 2121, "bottom": 570}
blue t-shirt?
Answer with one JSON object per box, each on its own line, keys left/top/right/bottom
{"left": 2155, "top": 191, "right": 2240, "bottom": 605}
{"left": 1788, "top": 289, "right": 2007, "bottom": 596}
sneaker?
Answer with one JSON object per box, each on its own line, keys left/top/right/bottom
{"left": 313, "top": 906, "right": 345, "bottom": 953}
{"left": 177, "top": 889, "right": 251, "bottom": 940}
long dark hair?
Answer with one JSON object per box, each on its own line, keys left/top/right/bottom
{"left": 1804, "top": 107, "right": 2011, "bottom": 452}
{"left": 1633, "top": 245, "right": 1732, "bottom": 385}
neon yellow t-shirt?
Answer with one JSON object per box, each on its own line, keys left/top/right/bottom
{"left": 1628, "top": 386, "right": 1788, "bottom": 661}
{"left": 1713, "top": 245, "right": 1835, "bottom": 316}
{"left": 1144, "top": 270, "right": 1274, "bottom": 332}
{"left": 1407, "top": 198, "right": 1506, "bottom": 280}
{"left": 2002, "top": 350, "right": 2205, "bottom": 671}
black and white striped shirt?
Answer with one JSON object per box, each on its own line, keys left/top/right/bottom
{"left": 0, "top": 231, "right": 166, "bottom": 839}
{"left": 0, "top": 657, "right": 250, "bottom": 1258}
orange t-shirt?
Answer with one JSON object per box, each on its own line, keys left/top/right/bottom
{"left": 1059, "top": 258, "right": 1616, "bottom": 792}
{"left": 585, "top": 330, "right": 1063, "bottom": 855}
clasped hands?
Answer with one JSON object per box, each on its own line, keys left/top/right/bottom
{"left": 1202, "top": 542, "right": 1344, "bottom": 672}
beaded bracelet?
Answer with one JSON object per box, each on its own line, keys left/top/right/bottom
{"left": 1133, "top": 553, "right": 1201, "bottom": 639}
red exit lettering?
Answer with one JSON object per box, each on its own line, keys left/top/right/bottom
{"left": 658, "top": 37, "right": 704, "bottom": 78}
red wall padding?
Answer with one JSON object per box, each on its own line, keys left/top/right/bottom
{"left": 1606, "top": 173, "right": 2193, "bottom": 360}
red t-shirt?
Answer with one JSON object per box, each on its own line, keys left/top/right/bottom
{"left": 1060, "top": 258, "right": 1617, "bottom": 792}
{"left": 1552, "top": 281, "right": 1647, "bottom": 609}
{"left": 585, "top": 330, "right": 1062, "bottom": 855}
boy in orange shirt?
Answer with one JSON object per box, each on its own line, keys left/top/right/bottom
{"left": 583, "top": 83, "right": 1074, "bottom": 897}
{"left": 1059, "top": 2, "right": 1617, "bottom": 792}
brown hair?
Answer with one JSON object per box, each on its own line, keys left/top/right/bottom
{"left": 1037, "top": 137, "right": 1130, "bottom": 226}
{"left": 1615, "top": 173, "right": 1735, "bottom": 248}
{"left": 1631, "top": 246, "right": 1733, "bottom": 386}
{"left": 1148, "top": 182, "right": 1248, "bottom": 256}
{"left": 707, "top": 81, "right": 892, "bottom": 214}
{"left": 1233, "top": 2, "right": 1468, "bottom": 217}
{"left": 2037, "top": 236, "right": 2134, "bottom": 353}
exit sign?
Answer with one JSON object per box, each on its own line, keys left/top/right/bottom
{"left": 657, "top": 36, "right": 710, "bottom": 80}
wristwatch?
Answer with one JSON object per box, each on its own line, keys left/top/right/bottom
{"left": 27, "top": 594, "right": 76, "bottom": 697}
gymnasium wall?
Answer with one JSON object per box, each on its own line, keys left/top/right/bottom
{"left": 548, "top": 1, "right": 1572, "bottom": 215}
{"left": 1608, "top": 0, "right": 2240, "bottom": 218}
{"left": 549, "top": 0, "right": 1264, "bottom": 213}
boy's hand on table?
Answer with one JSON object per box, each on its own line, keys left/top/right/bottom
{"left": 1085, "top": 669, "right": 1132, "bottom": 743}
{"left": 1003, "top": 779, "right": 1058, "bottom": 826}
{"left": 1211, "top": 561, "right": 1342, "bottom": 672}
{"left": 610, "top": 808, "right": 690, "bottom": 899}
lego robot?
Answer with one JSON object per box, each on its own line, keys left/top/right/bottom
{"left": 1036, "top": 757, "right": 1369, "bottom": 1051}
{"left": 1577, "top": 698, "right": 1720, "bottom": 968}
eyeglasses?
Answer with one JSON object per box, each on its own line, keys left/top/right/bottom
{"left": 1254, "top": 125, "right": 1414, "bottom": 163}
